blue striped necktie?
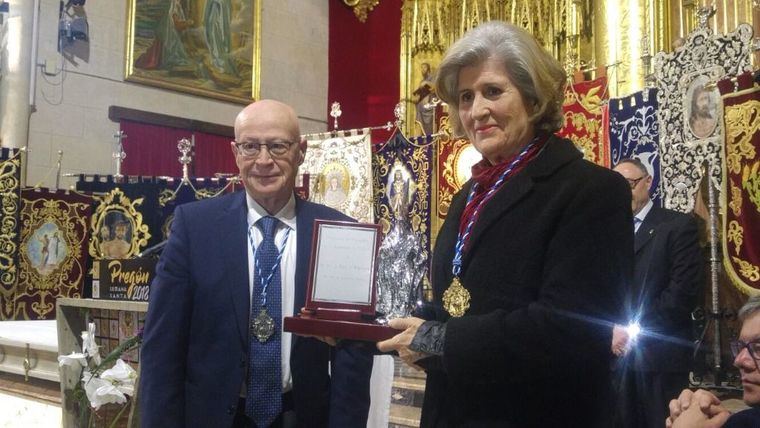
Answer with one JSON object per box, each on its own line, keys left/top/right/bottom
{"left": 245, "top": 216, "right": 282, "bottom": 427}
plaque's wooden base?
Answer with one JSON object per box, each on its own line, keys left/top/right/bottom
{"left": 284, "top": 315, "right": 397, "bottom": 342}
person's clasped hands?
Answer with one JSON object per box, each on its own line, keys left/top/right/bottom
{"left": 666, "top": 389, "right": 732, "bottom": 428}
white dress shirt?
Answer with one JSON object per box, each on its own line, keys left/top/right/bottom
{"left": 634, "top": 199, "right": 653, "bottom": 234}
{"left": 245, "top": 192, "right": 297, "bottom": 392}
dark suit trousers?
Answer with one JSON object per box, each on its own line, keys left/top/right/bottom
{"left": 614, "top": 369, "right": 689, "bottom": 428}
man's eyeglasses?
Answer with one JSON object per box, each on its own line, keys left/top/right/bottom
{"left": 730, "top": 339, "right": 760, "bottom": 370}
{"left": 234, "top": 141, "right": 294, "bottom": 158}
{"left": 625, "top": 176, "right": 647, "bottom": 189}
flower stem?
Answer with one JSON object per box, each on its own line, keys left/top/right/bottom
{"left": 107, "top": 401, "right": 130, "bottom": 428}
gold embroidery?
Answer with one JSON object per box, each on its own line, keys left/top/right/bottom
{"left": 17, "top": 196, "right": 90, "bottom": 319}
{"left": 732, "top": 256, "right": 760, "bottom": 282}
{"left": 727, "top": 220, "right": 743, "bottom": 255}
{"left": 729, "top": 179, "right": 743, "bottom": 217}
{"left": 0, "top": 154, "right": 20, "bottom": 319}
{"left": 724, "top": 100, "right": 760, "bottom": 174}
{"left": 563, "top": 111, "right": 600, "bottom": 164}
{"left": 565, "top": 84, "right": 604, "bottom": 115}
{"left": 89, "top": 188, "right": 151, "bottom": 259}
{"left": 743, "top": 161, "right": 760, "bottom": 212}
{"left": 158, "top": 188, "right": 175, "bottom": 207}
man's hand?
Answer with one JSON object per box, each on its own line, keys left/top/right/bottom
{"left": 377, "top": 317, "right": 427, "bottom": 370}
{"left": 611, "top": 324, "right": 630, "bottom": 356}
{"left": 666, "top": 389, "right": 730, "bottom": 428}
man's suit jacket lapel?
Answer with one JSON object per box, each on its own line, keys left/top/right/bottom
{"left": 294, "top": 198, "right": 314, "bottom": 314}
{"left": 219, "top": 191, "right": 250, "bottom": 347}
{"left": 634, "top": 205, "right": 661, "bottom": 254}
{"left": 463, "top": 137, "right": 581, "bottom": 266}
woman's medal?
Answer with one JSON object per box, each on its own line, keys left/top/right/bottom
{"left": 443, "top": 276, "right": 470, "bottom": 317}
{"left": 444, "top": 141, "right": 537, "bottom": 317}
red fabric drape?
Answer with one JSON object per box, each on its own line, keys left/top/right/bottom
{"left": 120, "top": 121, "right": 237, "bottom": 177}
{"left": 328, "top": 0, "right": 401, "bottom": 144}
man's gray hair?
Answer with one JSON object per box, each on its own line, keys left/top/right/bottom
{"left": 616, "top": 158, "right": 649, "bottom": 177}
{"left": 739, "top": 295, "right": 760, "bottom": 322}
{"left": 434, "top": 21, "right": 566, "bottom": 137}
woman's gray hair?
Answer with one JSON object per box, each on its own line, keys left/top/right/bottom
{"left": 739, "top": 295, "right": 760, "bottom": 322}
{"left": 435, "top": 21, "right": 566, "bottom": 137}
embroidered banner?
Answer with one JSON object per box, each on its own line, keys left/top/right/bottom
{"left": 302, "top": 129, "right": 374, "bottom": 223}
{"left": 0, "top": 148, "right": 21, "bottom": 320}
{"left": 373, "top": 130, "right": 433, "bottom": 256}
{"left": 76, "top": 176, "right": 162, "bottom": 259}
{"left": 15, "top": 189, "right": 92, "bottom": 319}
{"left": 433, "top": 116, "right": 481, "bottom": 239}
{"left": 558, "top": 76, "right": 610, "bottom": 167}
{"left": 654, "top": 22, "right": 753, "bottom": 211}
{"left": 158, "top": 177, "right": 234, "bottom": 241}
{"left": 609, "top": 88, "right": 663, "bottom": 206}
{"left": 719, "top": 73, "right": 760, "bottom": 295}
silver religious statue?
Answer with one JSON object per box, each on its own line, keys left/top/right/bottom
{"left": 375, "top": 162, "right": 427, "bottom": 321}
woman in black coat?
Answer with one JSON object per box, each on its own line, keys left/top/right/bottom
{"left": 378, "top": 21, "right": 634, "bottom": 427}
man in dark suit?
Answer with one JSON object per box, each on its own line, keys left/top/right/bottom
{"left": 139, "top": 100, "right": 374, "bottom": 427}
{"left": 612, "top": 157, "right": 703, "bottom": 428}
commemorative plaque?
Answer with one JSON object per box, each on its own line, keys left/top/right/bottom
{"left": 284, "top": 220, "right": 397, "bottom": 341}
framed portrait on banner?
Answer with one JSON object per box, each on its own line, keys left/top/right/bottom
{"left": 125, "top": 0, "right": 261, "bottom": 103}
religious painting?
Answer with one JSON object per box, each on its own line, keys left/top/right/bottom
{"left": 99, "top": 211, "right": 135, "bottom": 259}
{"left": 302, "top": 130, "right": 374, "bottom": 223}
{"left": 386, "top": 162, "right": 416, "bottom": 220}
{"left": 125, "top": 0, "right": 261, "bottom": 103}
{"left": 89, "top": 188, "right": 152, "bottom": 260}
{"left": 684, "top": 75, "right": 719, "bottom": 140}
{"left": 26, "top": 223, "right": 69, "bottom": 276}
{"left": 319, "top": 163, "right": 351, "bottom": 210}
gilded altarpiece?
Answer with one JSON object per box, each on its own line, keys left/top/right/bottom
{"left": 0, "top": 148, "right": 21, "bottom": 320}
{"left": 399, "top": 0, "right": 578, "bottom": 136}
{"left": 302, "top": 130, "right": 374, "bottom": 223}
{"left": 15, "top": 189, "right": 92, "bottom": 320}
{"left": 373, "top": 131, "right": 433, "bottom": 255}
{"left": 653, "top": 21, "right": 753, "bottom": 212}
{"left": 557, "top": 76, "right": 610, "bottom": 167}
{"left": 719, "top": 74, "right": 760, "bottom": 295}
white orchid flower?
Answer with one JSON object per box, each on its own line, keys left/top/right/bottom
{"left": 81, "top": 360, "right": 136, "bottom": 410}
{"left": 81, "top": 322, "right": 101, "bottom": 365}
{"left": 82, "top": 370, "right": 126, "bottom": 410}
{"left": 99, "top": 359, "right": 137, "bottom": 397}
{"left": 57, "top": 352, "right": 87, "bottom": 368}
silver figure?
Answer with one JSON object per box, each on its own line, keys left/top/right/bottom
{"left": 375, "top": 212, "right": 427, "bottom": 322}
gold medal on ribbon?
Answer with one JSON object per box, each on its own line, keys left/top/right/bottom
{"left": 442, "top": 276, "right": 470, "bottom": 317}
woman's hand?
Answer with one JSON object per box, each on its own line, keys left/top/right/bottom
{"left": 377, "top": 317, "right": 428, "bottom": 370}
